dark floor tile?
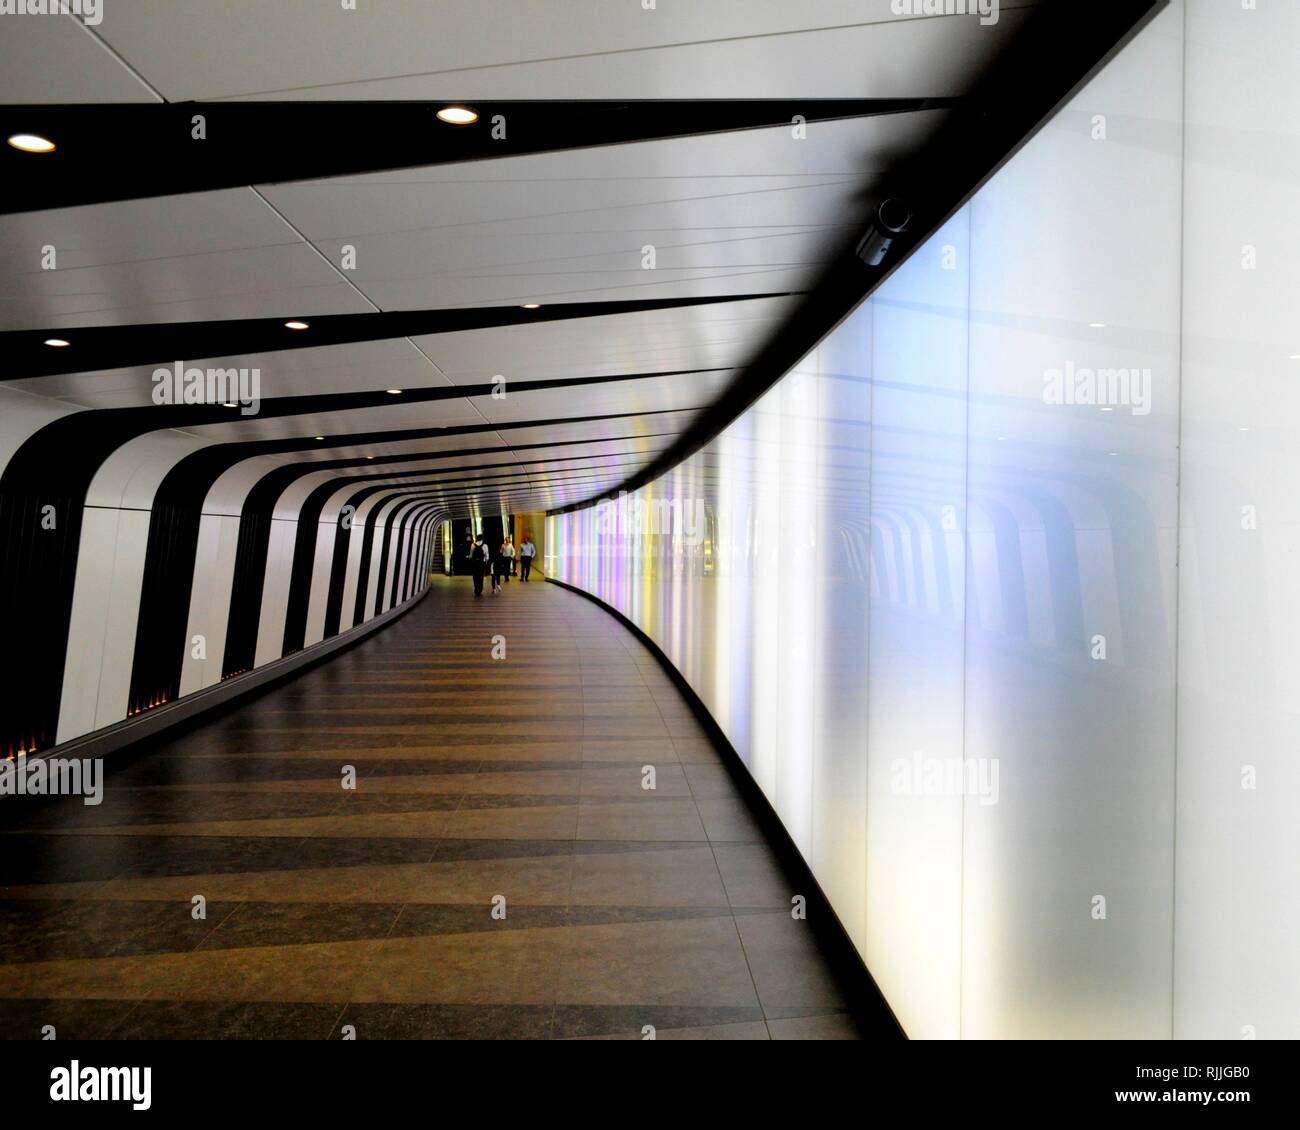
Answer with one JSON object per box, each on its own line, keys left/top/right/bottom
{"left": 0, "top": 834, "right": 138, "bottom": 885}
{"left": 433, "top": 838, "right": 580, "bottom": 862}
{"left": 334, "top": 795, "right": 464, "bottom": 815}
{"left": 452, "top": 793, "right": 581, "bottom": 809}
{"left": 11, "top": 789, "right": 343, "bottom": 831}
{"left": 476, "top": 759, "right": 583, "bottom": 772}
{"left": 0, "top": 998, "right": 141, "bottom": 1040}
{"left": 389, "top": 903, "right": 569, "bottom": 938}
{"left": 734, "top": 913, "right": 847, "bottom": 1017}
{"left": 552, "top": 1004, "right": 764, "bottom": 1040}
{"left": 766, "top": 1010, "right": 867, "bottom": 1039}
{"left": 199, "top": 901, "right": 402, "bottom": 950}
{"left": 111, "top": 1000, "right": 343, "bottom": 1040}
{"left": 713, "top": 842, "right": 799, "bottom": 908}
{"left": 564, "top": 905, "right": 733, "bottom": 926}
{"left": 336, "top": 1002, "right": 554, "bottom": 1040}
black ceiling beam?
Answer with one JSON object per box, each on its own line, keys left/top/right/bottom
{"left": 0, "top": 295, "right": 784, "bottom": 380}
{"left": 550, "top": 1, "right": 1169, "bottom": 516}
{"left": 0, "top": 99, "right": 959, "bottom": 215}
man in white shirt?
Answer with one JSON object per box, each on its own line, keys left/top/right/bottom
{"left": 519, "top": 537, "right": 536, "bottom": 581}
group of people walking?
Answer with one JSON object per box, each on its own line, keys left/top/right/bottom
{"left": 467, "top": 533, "right": 537, "bottom": 597}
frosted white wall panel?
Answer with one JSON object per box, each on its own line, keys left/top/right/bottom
{"left": 959, "top": 6, "right": 1183, "bottom": 1038}
{"left": 809, "top": 309, "right": 872, "bottom": 955}
{"left": 1174, "top": 0, "right": 1300, "bottom": 1040}
{"left": 864, "top": 211, "right": 970, "bottom": 1041}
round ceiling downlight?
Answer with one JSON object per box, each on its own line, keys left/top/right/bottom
{"left": 437, "top": 106, "right": 478, "bottom": 125}
{"left": 8, "top": 134, "right": 55, "bottom": 154}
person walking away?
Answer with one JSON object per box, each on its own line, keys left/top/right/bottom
{"left": 491, "top": 539, "right": 508, "bottom": 594}
{"left": 519, "top": 536, "right": 536, "bottom": 581}
{"left": 469, "top": 534, "right": 488, "bottom": 597}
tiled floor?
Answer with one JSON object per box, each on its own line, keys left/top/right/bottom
{"left": 0, "top": 574, "right": 864, "bottom": 1040}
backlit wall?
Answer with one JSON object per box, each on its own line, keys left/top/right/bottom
{"left": 549, "top": 1, "right": 1300, "bottom": 1039}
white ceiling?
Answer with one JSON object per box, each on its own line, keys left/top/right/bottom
{"left": 0, "top": 2, "right": 1040, "bottom": 103}
{"left": 0, "top": 4, "right": 1037, "bottom": 515}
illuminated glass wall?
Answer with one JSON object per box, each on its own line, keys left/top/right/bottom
{"left": 549, "top": 2, "right": 1300, "bottom": 1039}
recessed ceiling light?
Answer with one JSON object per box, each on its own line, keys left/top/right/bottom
{"left": 437, "top": 106, "right": 478, "bottom": 125}
{"left": 386, "top": 388, "right": 403, "bottom": 395}
{"left": 1100, "top": 406, "right": 1114, "bottom": 412}
{"left": 366, "top": 455, "right": 374, "bottom": 460}
{"left": 315, "top": 436, "right": 325, "bottom": 441}
{"left": 284, "top": 320, "right": 310, "bottom": 330}
{"left": 1088, "top": 322, "right": 1106, "bottom": 329}
{"left": 521, "top": 303, "right": 541, "bottom": 310}
{"left": 7, "top": 133, "right": 55, "bottom": 154}
{"left": 43, "top": 338, "right": 70, "bottom": 348}
{"left": 222, "top": 401, "right": 238, "bottom": 408}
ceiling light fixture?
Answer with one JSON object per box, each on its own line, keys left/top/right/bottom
{"left": 315, "top": 436, "right": 325, "bottom": 441}
{"left": 1088, "top": 322, "right": 1106, "bottom": 329}
{"left": 521, "top": 303, "right": 541, "bottom": 310}
{"left": 437, "top": 106, "right": 478, "bottom": 125}
{"left": 284, "top": 320, "right": 310, "bottom": 330}
{"left": 43, "top": 338, "right": 70, "bottom": 348}
{"left": 7, "top": 133, "right": 55, "bottom": 154}
{"left": 222, "top": 401, "right": 238, "bottom": 408}
{"left": 386, "top": 388, "right": 403, "bottom": 394}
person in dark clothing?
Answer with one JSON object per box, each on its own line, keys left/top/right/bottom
{"left": 491, "top": 539, "right": 509, "bottom": 594}
{"left": 468, "top": 534, "right": 489, "bottom": 597}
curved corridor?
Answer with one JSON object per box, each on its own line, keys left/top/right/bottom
{"left": 0, "top": 576, "right": 866, "bottom": 1041}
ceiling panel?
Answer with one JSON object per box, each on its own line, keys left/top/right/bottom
{"left": 0, "top": 14, "right": 159, "bottom": 103}
{"left": 0, "top": 188, "right": 374, "bottom": 331}
{"left": 83, "top": 1, "right": 1037, "bottom": 102}
{"left": 413, "top": 297, "right": 793, "bottom": 383}
{"left": 259, "top": 116, "right": 936, "bottom": 310}
{"left": 241, "top": 5, "right": 1037, "bottom": 102}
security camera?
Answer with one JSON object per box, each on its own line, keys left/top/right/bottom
{"left": 855, "top": 198, "right": 912, "bottom": 267}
